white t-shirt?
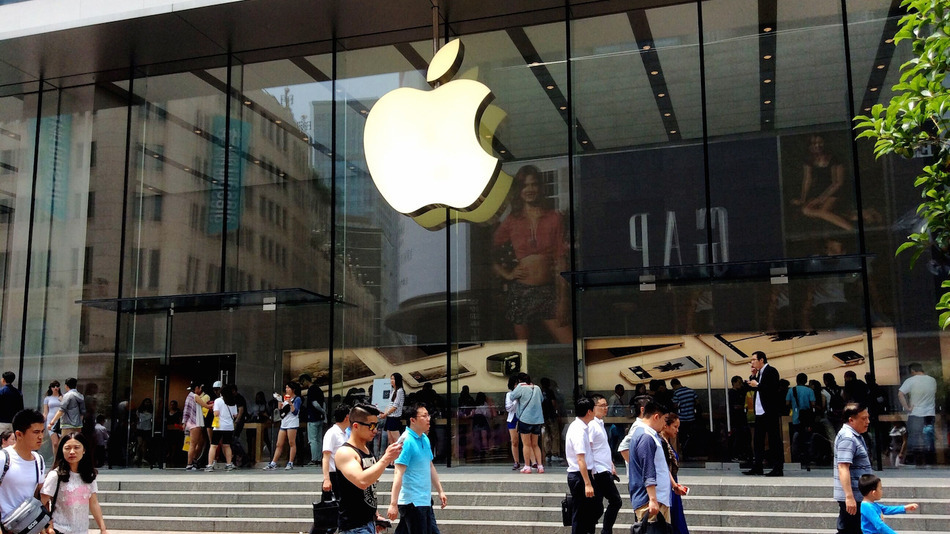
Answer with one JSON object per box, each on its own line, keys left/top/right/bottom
{"left": 322, "top": 424, "right": 347, "bottom": 472}
{"left": 0, "top": 447, "right": 45, "bottom": 519}
{"left": 40, "top": 471, "right": 97, "bottom": 534}
{"left": 899, "top": 374, "right": 937, "bottom": 417}
{"left": 212, "top": 398, "right": 236, "bottom": 431}
{"left": 564, "top": 417, "right": 591, "bottom": 473}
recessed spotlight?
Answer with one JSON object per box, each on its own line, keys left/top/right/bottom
{"left": 194, "top": 129, "right": 202, "bottom": 134}
{"left": 870, "top": 87, "right": 878, "bottom": 92}
{"left": 876, "top": 64, "right": 885, "bottom": 69}
{"left": 254, "top": 160, "right": 260, "bottom": 164}
{"left": 275, "top": 120, "right": 282, "bottom": 124}
{"left": 5, "top": 133, "right": 14, "bottom": 138}
{"left": 244, "top": 100, "right": 251, "bottom": 105}
{"left": 359, "top": 110, "right": 368, "bottom": 115}
{"left": 303, "top": 137, "right": 309, "bottom": 141}
{"left": 642, "top": 45, "right": 651, "bottom": 50}
{"left": 279, "top": 172, "right": 285, "bottom": 177}
{"left": 658, "top": 93, "right": 666, "bottom": 98}
{"left": 763, "top": 26, "right": 773, "bottom": 32}
{"left": 864, "top": 107, "right": 871, "bottom": 111}
{"left": 559, "top": 106, "right": 567, "bottom": 110}
{"left": 763, "top": 79, "right": 772, "bottom": 84}
{"left": 663, "top": 112, "right": 671, "bottom": 117}
{"left": 669, "top": 130, "right": 677, "bottom": 134}
{"left": 500, "top": 150, "right": 507, "bottom": 154}
{"left": 765, "top": 119, "right": 771, "bottom": 123}
{"left": 650, "top": 70, "right": 659, "bottom": 76}
{"left": 183, "top": 167, "right": 190, "bottom": 172}
{"left": 764, "top": 100, "right": 772, "bottom": 104}
{"left": 152, "top": 154, "right": 159, "bottom": 158}
{"left": 528, "top": 62, "right": 541, "bottom": 67}
{"left": 885, "top": 38, "right": 894, "bottom": 44}
{"left": 763, "top": 54, "right": 772, "bottom": 60}
{"left": 546, "top": 85, "right": 555, "bottom": 90}
{"left": 581, "top": 140, "right": 589, "bottom": 144}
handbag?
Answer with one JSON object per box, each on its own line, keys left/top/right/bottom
{"left": 560, "top": 493, "right": 573, "bottom": 527}
{"left": 630, "top": 511, "right": 672, "bottom": 534}
{"left": 311, "top": 491, "right": 339, "bottom": 531}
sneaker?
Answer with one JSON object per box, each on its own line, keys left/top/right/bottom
{"left": 306, "top": 460, "right": 320, "bottom": 466}
{"left": 185, "top": 464, "right": 197, "bottom": 471}
{"left": 512, "top": 462, "right": 521, "bottom": 471}
{"left": 263, "top": 462, "right": 277, "bottom": 470}
{"left": 285, "top": 462, "right": 294, "bottom": 470}
{"left": 225, "top": 464, "right": 236, "bottom": 471}
{"left": 520, "top": 465, "right": 532, "bottom": 474}
{"left": 204, "top": 464, "right": 215, "bottom": 472}
{"left": 537, "top": 465, "right": 545, "bottom": 474}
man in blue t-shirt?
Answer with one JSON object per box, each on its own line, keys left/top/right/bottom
{"left": 387, "top": 403, "right": 446, "bottom": 534}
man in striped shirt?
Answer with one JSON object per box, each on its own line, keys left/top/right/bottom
{"left": 670, "top": 379, "right": 698, "bottom": 459}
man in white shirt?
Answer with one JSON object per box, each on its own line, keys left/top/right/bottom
{"left": 898, "top": 363, "right": 937, "bottom": 465}
{"left": 589, "top": 394, "right": 622, "bottom": 534}
{"left": 565, "top": 397, "right": 601, "bottom": 534}
{"left": 0, "top": 409, "right": 52, "bottom": 534}
{"left": 321, "top": 403, "right": 351, "bottom": 496}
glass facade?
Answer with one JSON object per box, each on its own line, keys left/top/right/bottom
{"left": 0, "top": 0, "right": 945, "bottom": 470}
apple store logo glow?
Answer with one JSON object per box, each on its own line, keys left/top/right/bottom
{"left": 363, "top": 39, "right": 512, "bottom": 229}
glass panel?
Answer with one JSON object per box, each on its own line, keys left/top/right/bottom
{"left": 450, "top": 21, "right": 572, "bottom": 465}
{"left": 335, "top": 39, "right": 448, "bottom": 458}
{"left": 573, "top": 4, "right": 706, "bottom": 274}
{"left": 0, "top": 91, "right": 38, "bottom": 371}
{"left": 21, "top": 84, "right": 124, "bottom": 457}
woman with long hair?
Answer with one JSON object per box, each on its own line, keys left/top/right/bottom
{"left": 380, "top": 373, "right": 405, "bottom": 446}
{"left": 42, "top": 380, "right": 63, "bottom": 453}
{"left": 263, "top": 381, "right": 301, "bottom": 470}
{"left": 182, "top": 381, "right": 212, "bottom": 471}
{"left": 792, "top": 134, "right": 852, "bottom": 231}
{"left": 505, "top": 375, "right": 521, "bottom": 470}
{"left": 40, "top": 432, "right": 108, "bottom": 534}
{"left": 510, "top": 373, "right": 544, "bottom": 474}
{"left": 660, "top": 413, "right": 690, "bottom": 534}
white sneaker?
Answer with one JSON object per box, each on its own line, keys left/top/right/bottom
{"left": 225, "top": 463, "right": 236, "bottom": 471}
{"left": 285, "top": 462, "right": 294, "bottom": 470}
{"left": 263, "top": 462, "right": 277, "bottom": 470}
{"left": 204, "top": 464, "right": 215, "bottom": 472}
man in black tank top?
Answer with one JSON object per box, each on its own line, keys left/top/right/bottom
{"left": 335, "top": 403, "right": 403, "bottom": 534}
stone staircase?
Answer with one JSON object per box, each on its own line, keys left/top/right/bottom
{"left": 92, "top": 467, "right": 950, "bottom": 534}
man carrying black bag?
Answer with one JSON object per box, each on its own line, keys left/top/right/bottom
{"left": 565, "top": 397, "right": 602, "bottom": 534}
{"left": 0, "top": 410, "right": 53, "bottom": 534}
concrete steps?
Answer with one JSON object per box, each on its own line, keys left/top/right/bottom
{"left": 91, "top": 467, "right": 950, "bottom": 534}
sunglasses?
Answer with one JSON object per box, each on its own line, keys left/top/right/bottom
{"left": 353, "top": 420, "right": 379, "bottom": 431}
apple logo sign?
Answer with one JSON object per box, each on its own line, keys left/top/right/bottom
{"left": 364, "top": 39, "right": 507, "bottom": 223}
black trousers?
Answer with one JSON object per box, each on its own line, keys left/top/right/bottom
{"left": 836, "top": 500, "right": 861, "bottom": 534}
{"left": 592, "top": 471, "right": 622, "bottom": 534}
{"left": 568, "top": 471, "right": 604, "bottom": 534}
{"left": 753, "top": 413, "right": 783, "bottom": 471}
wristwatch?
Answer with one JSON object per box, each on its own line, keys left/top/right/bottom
{"left": 486, "top": 351, "right": 521, "bottom": 377}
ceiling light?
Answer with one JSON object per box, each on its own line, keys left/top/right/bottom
{"left": 275, "top": 120, "right": 282, "bottom": 124}
{"left": 152, "top": 154, "right": 159, "bottom": 158}
{"left": 499, "top": 150, "right": 507, "bottom": 154}
{"left": 581, "top": 140, "right": 589, "bottom": 144}
{"left": 658, "top": 93, "right": 665, "bottom": 98}
{"left": 244, "top": 100, "right": 251, "bottom": 105}
{"left": 254, "top": 160, "right": 260, "bottom": 164}
{"left": 194, "top": 129, "right": 202, "bottom": 134}
{"left": 279, "top": 172, "right": 285, "bottom": 177}
{"left": 559, "top": 106, "right": 567, "bottom": 110}
{"left": 528, "top": 62, "right": 541, "bottom": 67}
{"left": 870, "top": 87, "right": 878, "bottom": 92}
{"left": 303, "top": 137, "right": 309, "bottom": 141}
{"left": 764, "top": 100, "right": 772, "bottom": 104}
{"left": 876, "top": 64, "right": 885, "bottom": 69}
{"left": 663, "top": 112, "right": 671, "bottom": 117}
{"left": 650, "top": 70, "right": 659, "bottom": 76}
{"left": 763, "top": 79, "right": 772, "bottom": 84}
{"left": 763, "top": 26, "right": 773, "bottom": 32}
{"left": 359, "top": 110, "right": 368, "bottom": 115}
{"left": 885, "top": 38, "right": 894, "bottom": 44}
{"left": 642, "top": 45, "right": 651, "bottom": 50}
{"left": 669, "top": 130, "right": 677, "bottom": 134}
{"left": 184, "top": 167, "right": 190, "bottom": 172}
{"left": 763, "top": 54, "right": 772, "bottom": 60}
{"left": 864, "top": 107, "right": 871, "bottom": 111}
{"left": 546, "top": 85, "right": 555, "bottom": 90}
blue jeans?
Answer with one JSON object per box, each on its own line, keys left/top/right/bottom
{"left": 339, "top": 520, "right": 375, "bottom": 534}
{"left": 308, "top": 421, "right": 324, "bottom": 461}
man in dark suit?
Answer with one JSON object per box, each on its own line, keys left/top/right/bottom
{"left": 743, "top": 351, "right": 784, "bottom": 477}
